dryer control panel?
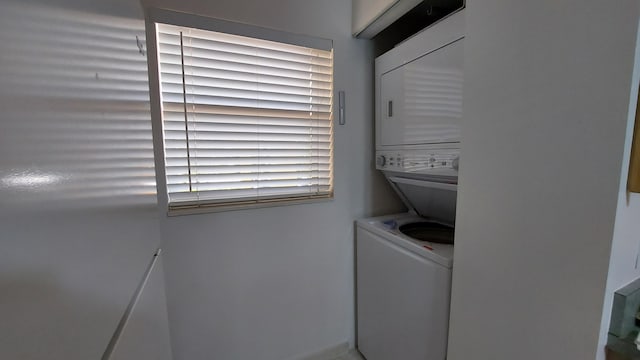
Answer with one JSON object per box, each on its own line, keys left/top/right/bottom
{"left": 376, "top": 149, "right": 459, "bottom": 177}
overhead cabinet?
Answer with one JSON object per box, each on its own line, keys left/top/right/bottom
{"left": 352, "top": 0, "right": 422, "bottom": 38}
{"left": 352, "top": 0, "right": 465, "bottom": 39}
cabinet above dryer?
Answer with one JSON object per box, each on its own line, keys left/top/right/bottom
{"left": 352, "top": 0, "right": 464, "bottom": 39}
{"left": 352, "top": 0, "right": 422, "bottom": 38}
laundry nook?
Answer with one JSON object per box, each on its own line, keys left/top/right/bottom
{"left": 1, "top": 1, "right": 640, "bottom": 360}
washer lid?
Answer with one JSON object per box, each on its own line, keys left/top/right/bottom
{"left": 387, "top": 176, "right": 457, "bottom": 226}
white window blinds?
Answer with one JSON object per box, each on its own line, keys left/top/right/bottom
{"left": 156, "top": 23, "right": 334, "bottom": 211}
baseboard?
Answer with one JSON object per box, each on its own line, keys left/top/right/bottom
{"left": 292, "top": 342, "right": 350, "bottom": 360}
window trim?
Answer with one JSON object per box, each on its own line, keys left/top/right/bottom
{"left": 143, "top": 8, "right": 335, "bottom": 216}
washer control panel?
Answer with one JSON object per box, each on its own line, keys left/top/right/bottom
{"left": 376, "top": 149, "right": 460, "bottom": 175}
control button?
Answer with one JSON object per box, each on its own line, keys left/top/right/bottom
{"left": 452, "top": 156, "right": 460, "bottom": 171}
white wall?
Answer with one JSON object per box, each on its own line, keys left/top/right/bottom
{"left": 597, "top": 13, "right": 640, "bottom": 360}
{"left": 139, "top": 1, "right": 403, "bottom": 359}
{"left": 0, "top": 0, "right": 403, "bottom": 358}
{"left": 448, "top": 2, "right": 639, "bottom": 360}
{"left": 0, "top": 0, "right": 166, "bottom": 359}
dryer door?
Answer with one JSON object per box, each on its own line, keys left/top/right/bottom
{"left": 378, "top": 38, "right": 464, "bottom": 147}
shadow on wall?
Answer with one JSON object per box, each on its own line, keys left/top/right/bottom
{"left": 0, "top": 206, "right": 163, "bottom": 359}
{"left": 0, "top": 0, "right": 157, "bottom": 212}
{"left": 0, "top": 2, "right": 164, "bottom": 359}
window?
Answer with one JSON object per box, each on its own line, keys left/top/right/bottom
{"left": 152, "top": 20, "right": 334, "bottom": 213}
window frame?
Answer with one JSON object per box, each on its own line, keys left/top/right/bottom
{"left": 143, "top": 8, "right": 335, "bottom": 216}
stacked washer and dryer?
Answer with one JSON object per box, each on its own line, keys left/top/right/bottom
{"left": 356, "top": 10, "right": 464, "bottom": 360}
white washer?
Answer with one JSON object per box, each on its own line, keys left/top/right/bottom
{"left": 356, "top": 213, "right": 453, "bottom": 360}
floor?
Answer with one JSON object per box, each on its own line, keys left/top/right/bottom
{"left": 332, "top": 350, "right": 364, "bottom": 360}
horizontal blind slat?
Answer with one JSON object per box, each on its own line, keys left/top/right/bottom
{"left": 159, "top": 41, "right": 333, "bottom": 69}
{"left": 165, "top": 132, "right": 332, "bottom": 142}
{"left": 165, "top": 156, "right": 331, "bottom": 167}
{"left": 160, "top": 64, "right": 332, "bottom": 89}
{"left": 159, "top": 52, "right": 332, "bottom": 78}
{"left": 166, "top": 142, "right": 332, "bottom": 150}
{"left": 158, "top": 27, "right": 333, "bottom": 59}
{"left": 158, "top": 34, "right": 333, "bottom": 65}
{"left": 162, "top": 113, "right": 332, "bottom": 127}
{"left": 160, "top": 72, "right": 332, "bottom": 95}
{"left": 160, "top": 93, "right": 332, "bottom": 112}
{"left": 161, "top": 82, "right": 332, "bottom": 105}
{"left": 162, "top": 103, "right": 331, "bottom": 120}
{"left": 166, "top": 164, "right": 331, "bottom": 176}
{"left": 167, "top": 170, "right": 331, "bottom": 184}
{"left": 163, "top": 123, "right": 332, "bottom": 135}
{"left": 165, "top": 148, "right": 331, "bottom": 158}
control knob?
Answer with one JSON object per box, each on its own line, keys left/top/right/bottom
{"left": 376, "top": 155, "right": 386, "bottom": 167}
{"left": 452, "top": 156, "right": 460, "bottom": 171}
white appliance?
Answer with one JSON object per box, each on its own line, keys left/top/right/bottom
{"left": 374, "top": 9, "right": 464, "bottom": 226}
{"left": 356, "top": 213, "right": 453, "bottom": 360}
{"left": 356, "top": 10, "right": 464, "bottom": 360}
{"left": 376, "top": 10, "right": 464, "bottom": 151}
